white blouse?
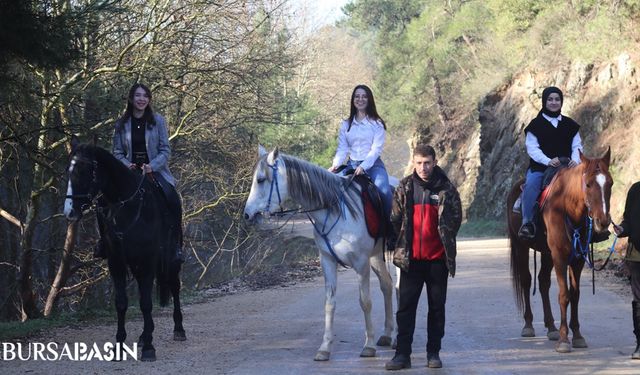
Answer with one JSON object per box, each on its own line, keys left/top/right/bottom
{"left": 332, "top": 116, "right": 386, "bottom": 171}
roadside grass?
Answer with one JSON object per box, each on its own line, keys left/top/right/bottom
{"left": 458, "top": 219, "right": 507, "bottom": 239}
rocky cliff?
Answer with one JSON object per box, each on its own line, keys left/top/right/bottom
{"left": 428, "top": 53, "right": 640, "bottom": 225}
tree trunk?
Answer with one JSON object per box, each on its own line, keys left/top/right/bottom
{"left": 43, "top": 221, "right": 78, "bottom": 317}
{"left": 428, "top": 58, "right": 449, "bottom": 127}
{"left": 18, "top": 198, "right": 41, "bottom": 321}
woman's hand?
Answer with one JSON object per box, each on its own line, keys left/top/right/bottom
{"left": 328, "top": 166, "right": 337, "bottom": 173}
{"left": 354, "top": 166, "right": 365, "bottom": 176}
{"left": 548, "top": 157, "right": 561, "bottom": 167}
{"left": 128, "top": 163, "right": 138, "bottom": 170}
{"left": 568, "top": 160, "right": 578, "bottom": 168}
{"left": 142, "top": 164, "right": 153, "bottom": 174}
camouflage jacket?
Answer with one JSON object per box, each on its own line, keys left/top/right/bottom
{"left": 390, "top": 167, "right": 462, "bottom": 277}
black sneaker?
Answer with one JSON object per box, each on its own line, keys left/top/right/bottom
{"left": 385, "top": 353, "right": 411, "bottom": 370}
{"left": 633, "top": 344, "right": 640, "bottom": 360}
{"left": 518, "top": 222, "right": 536, "bottom": 240}
{"left": 427, "top": 352, "right": 442, "bottom": 368}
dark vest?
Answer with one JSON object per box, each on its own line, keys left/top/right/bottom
{"left": 524, "top": 113, "right": 580, "bottom": 172}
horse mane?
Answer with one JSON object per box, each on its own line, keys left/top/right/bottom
{"left": 260, "top": 153, "right": 361, "bottom": 218}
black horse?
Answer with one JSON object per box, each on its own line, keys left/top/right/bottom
{"left": 64, "top": 142, "right": 186, "bottom": 361}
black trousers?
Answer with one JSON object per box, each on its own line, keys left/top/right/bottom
{"left": 628, "top": 260, "right": 640, "bottom": 302}
{"left": 396, "top": 258, "right": 448, "bottom": 355}
{"left": 153, "top": 173, "right": 183, "bottom": 248}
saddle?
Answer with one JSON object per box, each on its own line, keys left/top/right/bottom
{"left": 336, "top": 166, "right": 390, "bottom": 239}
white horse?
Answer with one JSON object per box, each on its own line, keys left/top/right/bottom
{"left": 243, "top": 146, "right": 395, "bottom": 361}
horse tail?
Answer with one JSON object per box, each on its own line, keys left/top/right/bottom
{"left": 507, "top": 180, "right": 529, "bottom": 315}
{"left": 156, "top": 230, "right": 175, "bottom": 307}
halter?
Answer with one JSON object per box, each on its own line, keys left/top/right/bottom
{"left": 263, "top": 158, "right": 351, "bottom": 268}
{"left": 65, "top": 155, "right": 100, "bottom": 201}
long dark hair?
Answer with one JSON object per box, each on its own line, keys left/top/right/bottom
{"left": 347, "top": 84, "right": 386, "bottom": 131}
{"left": 117, "top": 83, "right": 156, "bottom": 130}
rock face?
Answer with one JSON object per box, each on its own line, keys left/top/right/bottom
{"left": 427, "top": 53, "right": 640, "bottom": 223}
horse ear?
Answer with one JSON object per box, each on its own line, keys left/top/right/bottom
{"left": 602, "top": 146, "right": 611, "bottom": 167}
{"left": 258, "top": 144, "right": 267, "bottom": 157}
{"left": 579, "top": 148, "right": 586, "bottom": 164}
{"left": 267, "top": 147, "right": 279, "bottom": 165}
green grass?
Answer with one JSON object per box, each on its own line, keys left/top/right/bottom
{"left": 458, "top": 219, "right": 507, "bottom": 238}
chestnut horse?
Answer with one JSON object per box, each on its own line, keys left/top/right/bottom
{"left": 507, "top": 149, "right": 612, "bottom": 353}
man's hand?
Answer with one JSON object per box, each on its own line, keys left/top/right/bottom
{"left": 613, "top": 224, "right": 624, "bottom": 236}
{"left": 568, "top": 160, "right": 578, "bottom": 168}
{"left": 354, "top": 166, "right": 365, "bottom": 176}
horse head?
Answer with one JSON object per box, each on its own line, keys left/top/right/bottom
{"left": 64, "top": 141, "right": 101, "bottom": 221}
{"left": 244, "top": 145, "right": 289, "bottom": 222}
{"left": 579, "top": 147, "right": 613, "bottom": 233}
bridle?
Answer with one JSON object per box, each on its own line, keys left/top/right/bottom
{"left": 66, "top": 152, "right": 148, "bottom": 238}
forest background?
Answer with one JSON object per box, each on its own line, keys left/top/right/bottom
{"left": 1, "top": 0, "right": 640, "bottom": 325}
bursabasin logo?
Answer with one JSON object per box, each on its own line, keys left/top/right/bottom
{"left": 0, "top": 342, "right": 138, "bottom": 361}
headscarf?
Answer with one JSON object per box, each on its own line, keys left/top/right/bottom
{"left": 541, "top": 86, "right": 563, "bottom": 117}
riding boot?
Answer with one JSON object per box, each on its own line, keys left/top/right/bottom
{"left": 633, "top": 301, "right": 640, "bottom": 359}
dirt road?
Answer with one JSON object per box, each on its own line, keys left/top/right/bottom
{"left": 3, "top": 238, "right": 638, "bottom": 374}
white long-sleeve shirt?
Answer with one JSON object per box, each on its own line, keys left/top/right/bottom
{"left": 331, "top": 116, "right": 386, "bottom": 171}
{"left": 525, "top": 113, "right": 583, "bottom": 166}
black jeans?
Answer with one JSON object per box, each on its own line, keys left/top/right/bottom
{"left": 628, "top": 260, "right": 640, "bottom": 302}
{"left": 153, "top": 173, "right": 183, "bottom": 249}
{"left": 396, "top": 258, "right": 448, "bottom": 355}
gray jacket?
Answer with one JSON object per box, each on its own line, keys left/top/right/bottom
{"left": 112, "top": 113, "right": 175, "bottom": 186}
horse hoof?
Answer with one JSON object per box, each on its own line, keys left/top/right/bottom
{"left": 556, "top": 342, "right": 572, "bottom": 353}
{"left": 314, "top": 351, "right": 330, "bottom": 361}
{"left": 547, "top": 330, "right": 560, "bottom": 341}
{"left": 572, "top": 337, "right": 588, "bottom": 348}
{"left": 174, "top": 330, "right": 187, "bottom": 341}
{"left": 360, "top": 347, "right": 376, "bottom": 357}
{"left": 376, "top": 335, "right": 392, "bottom": 347}
{"left": 140, "top": 348, "right": 156, "bottom": 362}
{"left": 521, "top": 327, "right": 535, "bottom": 337}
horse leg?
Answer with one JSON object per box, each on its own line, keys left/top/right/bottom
{"left": 314, "top": 253, "right": 337, "bottom": 361}
{"left": 171, "top": 263, "right": 186, "bottom": 341}
{"left": 111, "top": 267, "right": 128, "bottom": 358}
{"left": 137, "top": 270, "right": 156, "bottom": 361}
{"left": 553, "top": 261, "right": 571, "bottom": 352}
{"left": 569, "top": 262, "right": 587, "bottom": 348}
{"left": 355, "top": 260, "right": 377, "bottom": 358}
{"left": 513, "top": 244, "right": 535, "bottom": 337}
{"left": 370, "top": 250, "right": 394, "bottom": 347}
{"left": 539, "top": 252, "right": 559, "bottom": 340}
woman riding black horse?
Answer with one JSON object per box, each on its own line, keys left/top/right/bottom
{"left": 95, "top": 83, "right": 183, "bottom": 263}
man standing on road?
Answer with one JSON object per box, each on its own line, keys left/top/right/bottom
{"left": 385, "top": 144, "right": 462, "bottom": 370}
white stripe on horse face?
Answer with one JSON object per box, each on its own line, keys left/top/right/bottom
{"left": 63, "top": 161, "right": 75, "bottom": 218}
{"left": 596, "top": 173, "right": 607, "bottom": 215}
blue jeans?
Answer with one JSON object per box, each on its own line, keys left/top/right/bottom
{"left": 343, "top": 158, "right": 393, "bottom": 218}
{"left": 521, "top": 169, "right": 544, "bottom": 224}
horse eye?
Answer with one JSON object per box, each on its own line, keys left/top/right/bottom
{"left": 257, "top": 177, "right": 266, "bottom": 184}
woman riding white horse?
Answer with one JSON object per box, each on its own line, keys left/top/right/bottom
{"left": 244, "top": 146, "right": 395, "bottom": 361}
